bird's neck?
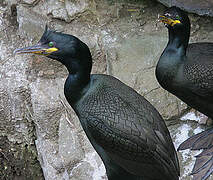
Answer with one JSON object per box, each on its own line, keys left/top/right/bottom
{"left": 63, "top": 58, "right": 92, "bottom": 106}
{"left": 167, "top": 27, "right": 189, "bottom": 51}
{"left": 156, "top": 27, "right": 190, "bottom": 88}
{"left": 160, "top": 28, "right": 189, "bottom": 66}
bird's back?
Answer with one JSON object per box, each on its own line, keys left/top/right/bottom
{"left": 73, "top": 74, "right": 179, "bottom": 180}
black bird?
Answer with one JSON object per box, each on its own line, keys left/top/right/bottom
{"left": 156, "top": 6, "right": 213, "bottom": 180}
{"left": 14, "top": 26, "right": 179, "bottom": 180}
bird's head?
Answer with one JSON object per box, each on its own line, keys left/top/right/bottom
{"left": 14, "top": 26, "right": 92, "bottom": 72}
{"left": 159, "top": 6, "right": 190, "bottom": 30}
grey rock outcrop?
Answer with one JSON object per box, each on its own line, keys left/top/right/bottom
{"left": 157, "top": 0, "right": 213, "bottom": 17}
{"left": 1, "top": 0, "right": 213, "bottom": 180}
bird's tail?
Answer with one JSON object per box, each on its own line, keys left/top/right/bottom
{"left": 190, "top": 147, "right": 213, "bottom": 180}
{"left": 178, "top": 128, "right": 213, "bottom": 180}
{"left": 178, "top": 128, "right": 213, "bottom": 150}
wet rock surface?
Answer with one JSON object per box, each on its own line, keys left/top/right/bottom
{"left": 0, "top": 0, "right": 213, "bottom": 179}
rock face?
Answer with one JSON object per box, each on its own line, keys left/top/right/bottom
{"left": 1, "top": 0, "right": 213, "bottom": 180}
{"left": 157, "top": 0, "right": 213, "bottom": 17}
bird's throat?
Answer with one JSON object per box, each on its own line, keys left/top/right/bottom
{"left": 156, "top": 29, "right": 187, "bottom": 90}
{"left": 168, "top": 27, "right": 190, "bottom": 51}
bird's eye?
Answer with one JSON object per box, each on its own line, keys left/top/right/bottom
{"left": 48, "top": 42, "right": 54, "bottom": 47}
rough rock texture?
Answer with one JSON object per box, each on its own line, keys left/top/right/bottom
{"left": 1, "top": 0, "right": 213, "bottom": 180}
{"left": 157, "top": 0, "right": 213, "bottom": 17}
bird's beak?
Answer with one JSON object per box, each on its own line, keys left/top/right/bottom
{"left": 159, "top": 16, "right": 181, "bottom": 26}
{"left": 13, "top": 43, "right": 58, "bottom": 56}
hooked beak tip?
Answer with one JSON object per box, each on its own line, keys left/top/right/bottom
{"left": 13, "top": 48, "right": 21, "bottom": 56}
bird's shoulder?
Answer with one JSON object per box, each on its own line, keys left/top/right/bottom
{"left": 183, "top": 43, "right": 213, "bottom": 97}
{"left": 82, "top": 74, "right": 163, "bottom": 128}
{"left": 186, "top": 43, "right": 213, "bottom": 66}
{"left": 187, "top": 43, "right": 213, "bottom": 57}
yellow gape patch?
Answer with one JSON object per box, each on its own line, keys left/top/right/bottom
{"left": 160, "top": 16, "right": 181, "bottom": 26}
{"left": 45, "top": 47, "right": 58, "bottom": 54}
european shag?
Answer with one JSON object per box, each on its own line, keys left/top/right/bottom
{"left": 156, "top": 6, "right": 213, "bottom": 180}
{"left": 14, "top": 26, "right": 179, "bottom": 180}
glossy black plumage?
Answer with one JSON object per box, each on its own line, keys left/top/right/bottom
{"left": 156, "top": 6, "right": 213, "bottom": 180}
{"left": 14, "top": 27, "right": 179, "bottom": 180}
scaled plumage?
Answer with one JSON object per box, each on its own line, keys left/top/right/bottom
{"left": 15, "top": 27, "right": 179, "bottom": 180}
{"left": 156, "top": 6, "right": 213, "bottom": 180}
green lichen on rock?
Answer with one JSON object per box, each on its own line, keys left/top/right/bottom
{"left": 0, "top": 136, "right": 44, "bottom": 180}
